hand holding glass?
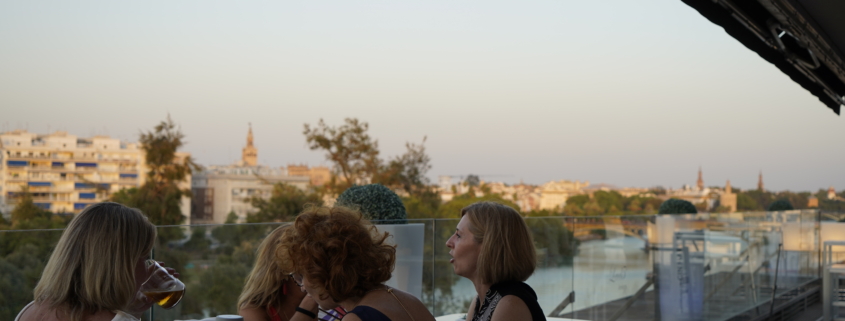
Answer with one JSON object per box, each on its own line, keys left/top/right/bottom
{"left": 140, "top": 260, "right": 185, "bottom": 309}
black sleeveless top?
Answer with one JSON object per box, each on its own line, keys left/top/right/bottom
{"left": 472, "top": 281, "right": 546, "bottom": 321}
{"left": 349, "top": 305, "right": 392, "bottom": 321}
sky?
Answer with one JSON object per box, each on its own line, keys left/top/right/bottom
{"left": 1, "top": 0, "right": 843, "bottom": 192}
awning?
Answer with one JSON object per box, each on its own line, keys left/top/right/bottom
{"left": 75, "top": 162, "right": 97, "bottom": 167}
{"left": 75, "top": 183, "right": 95, "bottom": 189}
{"left": 7, "top": 160, "right": 28, "bottom": 166}
{"left": 78, "top": 193, "right": 96, "bottom": 199}
{"left": 682, "top": 0, "right": 845, "bottom": 114}
{"left": 28, "top": 182, "right": 51, "bottom": 187}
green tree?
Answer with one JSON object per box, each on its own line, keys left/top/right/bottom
{"left": 767, "top": 199, "right": 795, "bottom": 211}
{"left": 658, "top": 198, "right": 697, "bottom": 215}
{"left": 336, "top": 184, "right": 407, "bottom": 224}
{"left": 304, "top": 118, "right": 434, "bottom": 198}
{"left": 380, "top": 137, "right": 432, "bottom": 197}
{"left": 247, "top": 183, "right": 323, "bottom": 223}
{"left": 736, "top": 193, "right": 761, "bottom": 211}
{"left": 565, "top": 195, "right": 590, "bottom": 208}
{"left": 594, "top": 191, "right": 624, "bottom": 213}
{"left": 303, "top": 118, "right": 381, "bottom": 192}
{"left": 111, "top": 117, "right": 199, "bottom": 240}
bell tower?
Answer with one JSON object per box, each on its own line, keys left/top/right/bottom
{"left": 242, "top": 123, "right": 258, "bottom": 166}
{"left": 696, "top": 167, "right": 704, "bottom": 190}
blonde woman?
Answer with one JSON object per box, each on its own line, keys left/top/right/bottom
{"left": 16, "top": 202, "right": 175, "bottom": 321}
{"left": 238, "top": 224, "right": 319, "bottom": 321}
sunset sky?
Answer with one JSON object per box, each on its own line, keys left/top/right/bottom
{"left": 2, "top": 0, "right": 843, "bottom": 191}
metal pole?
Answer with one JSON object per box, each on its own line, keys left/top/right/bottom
{"left": 769, "top": 243, "right": 783, "bottom": 317}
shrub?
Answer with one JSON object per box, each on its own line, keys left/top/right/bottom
{"left": 658, "top": 198, "right": 698, "bottom": 215}
{"left": 336, "top": 184, "right": 407, "bottom": 224}
{"left": 767, "top": 199, "right": 795, "bottom": 211}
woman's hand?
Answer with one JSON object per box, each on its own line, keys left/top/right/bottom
{"left": 127, "top": 291, "right": 155, "bottom": 318}
{"left": 299, "top": 294, "right": 319, "bottom": 312}
{"left": 158, "top": 261, "right": 181, "bottom": 279}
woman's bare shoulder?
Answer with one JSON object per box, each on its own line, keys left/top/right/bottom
{"left": 238, "top": 305, "right": 270, "bottom": 321}
{"left": 17, "top": 303, "right": 116, "bottom": 321}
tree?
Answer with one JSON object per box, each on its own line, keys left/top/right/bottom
{"left": 247, "top": 183, "right": 323, "bottom": 223}
{"left": 303, "top": 118, "right": 381, "bottom": 192}
{"left": 336, "top": 184, "right": 407, "bottom": 224}
{"left": 304, "top": 118, "right": 434, "bottom": 197}
{"left": 658, "top": 199, "right": 697, "bottom": 215}
{"left": 380, "top": 137, "right": 432, "bottom": 196}
{"left": 767, "top": 199, "right": 795, "bottom": 211}
{"left": 736, "top": 193, "right": 760, "bottom": 211}
{"left": 111, "top": 116, "right": 199, "bottom": 241}
{"left": 464, "top": 175, "right": 480, "bottom": 187}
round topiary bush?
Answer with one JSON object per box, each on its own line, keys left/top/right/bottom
{"left": 336, "top": 184, "right": 407, "bottom": 224}
{"left": 767, "top": 199, "right": 795, "bottom": 211}
{"left": 658, "top": 198, "right": 698, "bottom": 215}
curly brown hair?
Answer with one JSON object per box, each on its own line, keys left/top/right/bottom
{"left": 278, "top": 206, "right": 396, "bottom": 302}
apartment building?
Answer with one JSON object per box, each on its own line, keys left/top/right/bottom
{"left": 0, "top": 130, "right": 190, "bottom": 220}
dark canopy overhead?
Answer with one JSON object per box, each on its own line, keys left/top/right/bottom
{"left": 682, "top": 0, "right": 845, "bottom": 115}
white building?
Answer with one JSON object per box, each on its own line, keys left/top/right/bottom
{"left": 190, "top": 127, "right": 310, "bottom": 224}
{"left": 0, "top": 130, "right": 190, "bottom": 220}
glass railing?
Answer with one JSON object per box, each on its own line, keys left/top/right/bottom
{"left": 0, "top": 210, "right": 832, "bottom": 321}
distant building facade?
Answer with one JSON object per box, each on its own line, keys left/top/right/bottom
{"left": 190, "top": 127, "right": 311, "bottom": 223}
{"left": 0, "top": 130, "right": 191, "bottom": 219}
{"left": 719, "top": 180, "right": 737, "bottom": 212}
{"left": 287, "top": 164, "right": 331, "bottom": 187}
{"left": 538, "top": 180, "right": 589, "bottom": 211}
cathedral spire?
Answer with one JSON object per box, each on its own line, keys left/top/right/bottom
{"left": 696, "top": 167, "right": 704, "bottom": 190}
{"left": 242, "top": 123, "right": 257, "bottom": 166}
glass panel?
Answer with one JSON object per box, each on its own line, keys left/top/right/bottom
{"left": 2, "top": 211, "right": 835, "bottom": 321}
{"left": 0, "top": 228, "right": 66, "bottom": 321}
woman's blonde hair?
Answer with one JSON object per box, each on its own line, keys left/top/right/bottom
{"left": 238, "top": 224, "right": 293, "bottom": 310}
{"left": 33, "top": 202, "right": 156, "bottom": 321}
{"left": 461, "top": 201, "right": 536, "bottom": 285}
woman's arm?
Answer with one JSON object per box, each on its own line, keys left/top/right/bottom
{"left": 289, "top": 295, "right": 319, "bottom": 321}
{"left": 489, "top": 296, "right": 531, "bottom": 321}
{"left": 239, "top": 305, "right": 270, "bottom": 321}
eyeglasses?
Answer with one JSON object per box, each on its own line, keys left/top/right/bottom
{"left": 289, "top": 273, "right": 304, "bottom": 288}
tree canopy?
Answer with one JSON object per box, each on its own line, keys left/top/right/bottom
{"left": 303, "top": 118, "right": 433, "bottom": 197}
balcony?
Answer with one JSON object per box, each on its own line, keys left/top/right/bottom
{"left": 1, "top": 210, "right": 839, "bottom": 321}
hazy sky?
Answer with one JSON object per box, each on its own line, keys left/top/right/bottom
{"left": 2, "top": 1, "right": 843, "bottom": 192}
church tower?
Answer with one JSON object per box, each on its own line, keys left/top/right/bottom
{"left": 696, "top": 167, "right": 704, "bottom": 190}
{"left": 757, "top": 171, "right": 764, "bottom": 191}
{"left": 242, "top": 124, "right": 258, "bottom": 166}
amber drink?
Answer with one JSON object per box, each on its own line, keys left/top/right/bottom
{"left": 140, "top": 260, "right": 185, "bottom": 309}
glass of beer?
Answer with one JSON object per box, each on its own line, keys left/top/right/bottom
{"left": 140, "top": 260, "right": 185, "bottom": 309}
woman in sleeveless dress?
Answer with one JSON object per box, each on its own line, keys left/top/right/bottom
{"left": 16, "top": 202, "right": 179, "bottom": 321}
{"left": 238, "top": 224, "right": 319, "bottom": 321}
{"left": 279, "top": 206, "right": 435, "bottom": 321}
{"left": 446, "top": 202, "right": 546, "bottom": 321}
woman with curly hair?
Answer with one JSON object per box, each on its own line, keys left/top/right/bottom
{"left": 16, "top": 202, "right": 175, "bottom": 321}
{"left": 446, "top": 201, "right": 545, "bottom": 321}
{"left": 238, "top": 224, "right": 319, "bottom": 321}
{"left": 280, "top": 206, "right": 434, "bottom": 321}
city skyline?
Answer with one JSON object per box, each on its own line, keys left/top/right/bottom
{"left": 2, "top": 0, "right": 843, "bottom": 192}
